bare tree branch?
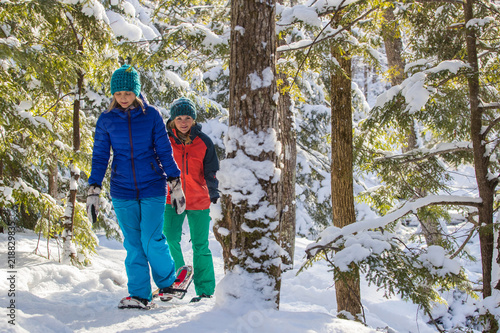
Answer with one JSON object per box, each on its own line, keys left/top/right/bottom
{"left": 450, "top": 227, "right": 476, "bottom": 259}
{"left": 482, "top": 115, "right": 500, "bottom": 137}
{"left": 278, "top": 6, "right": 377, "bottom": 54}
{"left": 40, "top": 92, "right": 75, "bottom": 116}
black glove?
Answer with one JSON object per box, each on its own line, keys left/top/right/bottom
{"left": 210, "top": 197, "right": 218, "bottom": 204}
{"left": 86, "top": 185, "right": 101, "bottom": 224}
{"left": 168, "top": 177, "right": 186, "bottom": 214}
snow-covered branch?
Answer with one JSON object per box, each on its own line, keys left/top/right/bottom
{"left": 276, "top": 0, "right": 359, "bottom": 29}
{"left": 479, "top": 102, "right": 500, "bottom": 110}
{"left": 307, "top": 195, "right": 482, "bottom": 255}
{"left": 374, "top": 60, "right": 469, "bottom": 114}
{"left": 277, "top": 7, "right": 377, "bottom": 54}
{"left": 415, "top": 0, "right": 463, "bottom": 3}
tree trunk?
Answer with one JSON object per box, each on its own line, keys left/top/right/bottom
{"left": 277, "top": 85, "right": 296, "bottom": 270}
{"left": 464, "top": 0, "right": 495, "bottom": 299}
{"left": 330, "top": 42, "right": 362, "bottom": 319}
{"left": 277, "top": 0, "right": 297, "bottom": 271}
{"left": 214, "top": 0, "right": 282, "bottom": 308}
{"left": 61, "top": 165, "right": 79, "bottom": 263}
{"left": 48, "top": 156, "right": 58, "bottom": 199}
{"left": 0, "top": 159, "right": 3, "bottom": 233}
{"left": 73, "top": 72, "right": 82, "bottom": 152}
{"left": 62, "top": 71, "right": 84, "bottom": 264}
{"left": 418, "top": 214, "right": 443, "bottom": 246}
{"left": 382, "top": 8, "right": 443, "bottom": 246}
{"left": 463, "top": 0, "right": 498, "bottom": 331}
{"left": 382, "top": 8, "right": 405, "bottom": 87}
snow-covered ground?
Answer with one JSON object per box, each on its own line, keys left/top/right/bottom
{"left": 0, "top": 219, "right": 482, "bottom": 333}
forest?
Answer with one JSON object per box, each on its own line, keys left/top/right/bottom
{"left": 0, "top": 0, "right": 499, "bottom": 332}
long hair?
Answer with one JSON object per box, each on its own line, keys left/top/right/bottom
{"left": 169, "top": 119, "right": 193, "bottom": 144}
{"left": 106, "top": 96, "right": 145, "bottom": 113}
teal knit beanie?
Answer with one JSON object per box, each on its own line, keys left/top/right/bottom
{"left": 110, "top": 64, "right": 141, "bottom": 97}
{"left": 169, "top": 97, "right": 197, "bottom": 120}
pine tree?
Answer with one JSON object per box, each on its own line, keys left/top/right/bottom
{"left": 0, "top": 0, "right": 106, "bottom": 263}
{"left": 330, "top": 34, "right": 362, "bottom": 320}
{"left": 360, "top": 0, "right": 500, "bottom": 329}
{"left": 381, "top": 5, "right": 446, "bottom": 247}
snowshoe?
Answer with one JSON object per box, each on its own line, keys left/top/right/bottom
{"left": 118, "top": 296, "right": 156, "bottom": 310}
{"left": 190, "top": 293, "right": 212, "bottom": 303}
{"left": 153, "top": 265, "right": 193, "bottom": 302}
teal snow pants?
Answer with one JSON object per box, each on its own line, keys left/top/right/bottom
{"left": 163, "top": 205, "right": 215, "bottom": 296}
{"left": 113, "top": 196, "right": 176, "bottom": 301}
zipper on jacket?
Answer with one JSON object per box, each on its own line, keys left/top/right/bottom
{"left": 127, "top": 110, "right": 140, "bottom": 199}
{"left": 173, "top": 129, "right": 189, "bottom": 196}
{"left": 182, "top": 145, "right": 188, "bottom": 194}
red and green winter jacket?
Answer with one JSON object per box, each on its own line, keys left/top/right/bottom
{"left": 166, "top": 121, "right": 220, "bottom": 211}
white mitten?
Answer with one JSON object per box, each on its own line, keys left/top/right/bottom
{"left": 168, "top": 177, "right": 186, "bottom": 214}
{"left": 86, "top": 185, "right": 101, "bottom": 224}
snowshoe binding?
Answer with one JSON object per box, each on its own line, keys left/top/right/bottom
{"left": 118, "top": 296, "right": 156, "bottom": 310}
{"left": 153, "top": 265, "right": 193, "bottom": 302}
{"left": 190, "top": 293, "right": 212, "bottom": 303}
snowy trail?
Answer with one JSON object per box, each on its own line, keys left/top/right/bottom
{"left": 1, "top": 222, "right": 472, "bottom": 333}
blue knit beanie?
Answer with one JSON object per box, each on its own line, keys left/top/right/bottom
{"left": 169, "top": 97, "right": 197, "bottom": 120}
{"left": 110, "top": 64, "right": 141, "bottom": 97}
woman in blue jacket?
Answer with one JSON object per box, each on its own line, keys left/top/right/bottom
{"left": 86, "top": 64, "right": 187, "bottom": 309}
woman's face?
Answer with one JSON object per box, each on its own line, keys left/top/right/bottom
{"left": 174, "top": 115, "right": 194, "bottom": 135}
{"left": 114, "top": 91, "right": 136, "bottom": 109}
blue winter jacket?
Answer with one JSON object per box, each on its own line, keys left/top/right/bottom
{"left": 88, "top": 97, "right": 181, "bottom": 200}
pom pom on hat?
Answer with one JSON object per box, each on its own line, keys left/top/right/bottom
{"left": 110, "top": 64, "right": 141, "bottom": 97}
{"left": 169, "top": 97, "right": 197, "bottom": 120}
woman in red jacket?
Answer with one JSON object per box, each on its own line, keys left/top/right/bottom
{"left": 163, "top": 97, "right": 219, "bottom": 302}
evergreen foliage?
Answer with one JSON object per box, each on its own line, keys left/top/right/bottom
{"left": 0, "top": 0, "right": 498, "bottom": 328}
{"left": 301, "top": 228, "right": 475, "bottom": 328}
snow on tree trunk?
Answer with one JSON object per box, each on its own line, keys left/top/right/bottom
{"left": 330, "top": 41, "right": 362, "bottom": 319}
{"left": 214, "top": 0, "right": 283, "bottom": 309}
{"left": 62, "top": 73, "right": 83, "bottom": 265}
{"left": 48, "top": 156, "right": 58, "bottom": 199}
{"left": 62, "top": 163, "right": 79, "bottom": 264}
